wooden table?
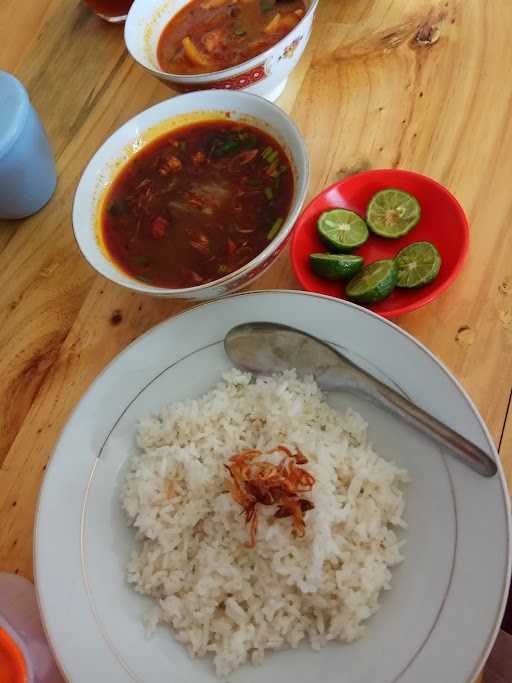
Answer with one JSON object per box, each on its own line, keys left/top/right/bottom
{"left": 1, "top": 0, "right": 511, "bottom": 679}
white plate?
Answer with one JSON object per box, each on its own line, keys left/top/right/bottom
{"left": 35, "top": 291, "right": 511, "bottom": 683}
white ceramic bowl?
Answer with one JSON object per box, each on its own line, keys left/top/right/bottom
{"left": 72, "top": 90, "right": 309, "bottom": 299}
{"left": 36, "top": 291, "right": 510, "bottom": 683}
{"left": 124, "top": 0, "right": 319, "bottom": 101}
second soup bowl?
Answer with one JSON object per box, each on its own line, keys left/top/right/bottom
{"left": 124, "top": 0, "right": 319, "bottom": 101}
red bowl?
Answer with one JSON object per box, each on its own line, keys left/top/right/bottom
{"left": 290, "top": 169, "right": 470, "bottom": 318}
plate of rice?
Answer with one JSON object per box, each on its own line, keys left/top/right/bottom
{"left": 35, "top": 290, "right": 510, "bottom": 683}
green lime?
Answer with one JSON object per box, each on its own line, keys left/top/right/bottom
{"left": 317, "top": 209, "right": 369, "bottom": 252}
{"left": 395, "top": 241, "right": 441, "bottom": 288}
{"left": 345, "top": 259, "right": 398, "bottom": 304}
{"left": 366, "top": 189, "right": 421, "bottom": 238}
{"left": 309, "top": 253, "right": 364, "bottom": 281}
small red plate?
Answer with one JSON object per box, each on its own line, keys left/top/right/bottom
{"left": 290, "top": 169, "right": 470, "bottom": 318}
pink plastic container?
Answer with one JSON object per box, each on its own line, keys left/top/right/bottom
{"left": 0, "top": 573, "right": 65, "bottom": 682}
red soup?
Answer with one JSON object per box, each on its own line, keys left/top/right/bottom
{"left": 101, "top": 120, "right": 294, "bottom": 288}
{"left": 157, "top": 0, "right": 307, "bottom": 75}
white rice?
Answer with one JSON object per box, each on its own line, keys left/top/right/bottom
{"left": 122, "top": 370, "right": 408, "bottom": 677}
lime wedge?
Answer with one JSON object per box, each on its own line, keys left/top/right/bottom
{"left": 395, "top": 241, "right": 441, "bottom": 288}
{"left": 309, "top": 253, "right": 364, "bottom": 281}
{"left": 366, "top": 189, "right": 421, "bottom": 238}
{"left": 317, "top": 209, "right": 369, "bottom": 252}
{"left": 345, "top": 259, "right": 398, "bottom": 304}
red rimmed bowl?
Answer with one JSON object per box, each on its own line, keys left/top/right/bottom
{"left": 125, "top": 0, "right": 319, "bottom": 102}
{"left": 291, "top": 169, "right": 470, "bottom": 318}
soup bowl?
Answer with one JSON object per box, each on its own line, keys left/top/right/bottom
{"left": 124, "top": 0, "right": 319, "bottom": 102}
{"left": 73, "top": 90, "right": 309, "bottom": 299}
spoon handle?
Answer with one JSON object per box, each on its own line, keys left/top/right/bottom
{"left": 365, "top": 379, "right": 497, "bottom": 477}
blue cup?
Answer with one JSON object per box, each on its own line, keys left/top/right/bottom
{"left": 0, "top": 71, "right": 57, "bottom": 220}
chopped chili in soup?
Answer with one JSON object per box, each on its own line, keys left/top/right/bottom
{"left": 101, "top": 120, "right": 294, "bottom": 288}
{"left": 157, "top": 0, "right": 307, "bottom": 75}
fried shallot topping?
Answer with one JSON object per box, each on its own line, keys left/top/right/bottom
{"left": 225, "top": 445, "right": 315, "bottom": 548}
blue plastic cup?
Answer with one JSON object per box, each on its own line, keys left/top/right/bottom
{"left": 0, "top": 71, "right": 57, "bottom": 220}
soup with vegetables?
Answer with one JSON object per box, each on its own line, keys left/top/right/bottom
{"left": 101, "top": 120, "right": 294, "bottom": 288}
{"left": 157, "top": 0, "right": 307, "bottom": 75}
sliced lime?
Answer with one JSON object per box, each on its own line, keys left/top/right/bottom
{"left": 345, "top": 259, "right": 398, "bottom": 304}
{"left": 309, "top": 253, "right": 364, "bottom": 281}
{"left": 366, "top": 189, "right": 421, "bottom": 238}
{"left": 317, "top": 209, "right": 369, "bottom": 252}
{"left": 395, "top": 241, "right": 441, "bottom": 288}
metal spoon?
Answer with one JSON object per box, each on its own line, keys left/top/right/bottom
{"left": 224, "top": 322, "right": 497, "bottom": 478}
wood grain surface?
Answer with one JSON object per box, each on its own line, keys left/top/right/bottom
{"left": 1, "top": 0, "right": 511, "bottom": 680}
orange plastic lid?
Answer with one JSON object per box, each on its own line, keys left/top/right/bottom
{"left": 0, "top": 626, "right": 28, "bottom": 683}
